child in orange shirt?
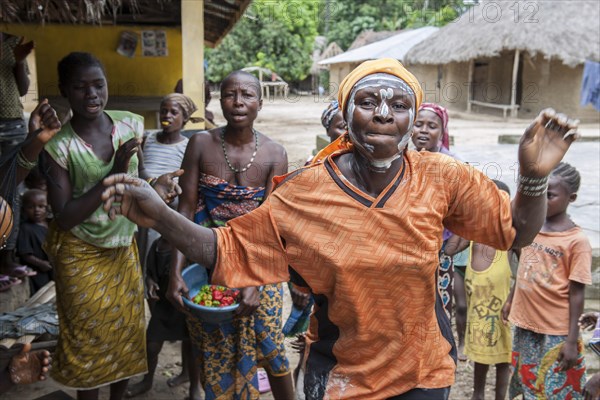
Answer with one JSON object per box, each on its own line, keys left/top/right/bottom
{"left": 504, "top": 162, "right": 592, "bottom": 399}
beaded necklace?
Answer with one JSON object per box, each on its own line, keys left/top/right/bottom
{"left": 220, "top": 127, "right": 258, "bottom": 173}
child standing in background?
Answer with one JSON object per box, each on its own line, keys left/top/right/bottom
{"left": 505, "top": 162, "right": 592, "bottom": 399}
{"left": 464, "top": 180, "right": 513, "bottom": 400}
{"left": 126, "top": 93, "right": 197, "bottom": 398}
{"left": 17, "top": 189, "right": 52, "bottom": 294}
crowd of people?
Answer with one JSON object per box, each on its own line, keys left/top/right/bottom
{"left": 0, "top": 34, "right": 598, "bottom": 400}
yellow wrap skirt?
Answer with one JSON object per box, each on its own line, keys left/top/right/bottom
{"left": 44, "top": 227, "right": 147, "bottom": 389}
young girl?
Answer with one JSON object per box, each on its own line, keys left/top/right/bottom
{"left": 462, "top": 180, "right": 513, "bottom": 400}
{"left": 505, "top": 162, "right": 592, "bottom": 399}
{"left": 44, "top": 52, "right": 178, "bottom": 400}
{"left": 125, "top": 93, "right": 196, "bottom": 398}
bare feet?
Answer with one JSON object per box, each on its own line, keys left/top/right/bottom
{"left": 125, "top": 379, "right": 152, "bottom": 398}
{"left": 9, "top": 343, "right": 51, "bottom": 384}
{"left": 166, "top": 372, "right": 189, "bottom": 388}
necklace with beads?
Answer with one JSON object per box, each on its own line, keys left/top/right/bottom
{"left": 220, "top": 127, "right": 258, "bottom": 173}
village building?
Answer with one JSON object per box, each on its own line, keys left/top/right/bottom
{"left": 1, "top": 0, "right": 252, "bottom": 129}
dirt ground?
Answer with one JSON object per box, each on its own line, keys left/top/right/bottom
{"left": 9, "top": 95, "right": 600, "bottom": 400}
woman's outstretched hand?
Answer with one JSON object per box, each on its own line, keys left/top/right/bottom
{"left": 518, "top": 108, "right": 578, "bottom": 178}
{"left": 102, "top": 173, "right": 167, "bottom": 228}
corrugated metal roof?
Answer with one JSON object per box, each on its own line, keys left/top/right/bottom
{"left": 319, "top": 27, "right": 439, "bottom": 65}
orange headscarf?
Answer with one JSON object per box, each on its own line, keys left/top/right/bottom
{"left": 312, "top": 58, "right": 423, "bottom": 164}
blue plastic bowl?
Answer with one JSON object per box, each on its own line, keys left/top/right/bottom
{"left": 181, "top": 263, "right": 239, "bottom": 324}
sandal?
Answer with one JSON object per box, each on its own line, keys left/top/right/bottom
{"left": 0, "top": 275, "right": 22, "bottom": 292}
{"left": 257, "top": 369, "right": 271, "bottom": 393}
{"left": 6, "top": 265, "right": 37, "bottom": 278}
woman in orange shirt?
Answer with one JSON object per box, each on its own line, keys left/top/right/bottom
{"left": 102, "top": 58, "right": 579, "bottom": 399}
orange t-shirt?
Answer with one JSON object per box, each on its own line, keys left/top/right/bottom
{"left": 212, "top": 149, "right": 516, "bottom": 399}
{"left": 509, "top": 227, "right": 592, "bottom": 335}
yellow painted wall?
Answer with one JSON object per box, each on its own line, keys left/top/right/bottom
{"left": 2, "top": 24, "right": 183, "bottom": 98}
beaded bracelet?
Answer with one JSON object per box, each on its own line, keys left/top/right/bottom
{"left": 16, "top": 150, "right": 38, "bottom": 170}
{"left": 517, "top": 174, "right": 548, "bottom": 197}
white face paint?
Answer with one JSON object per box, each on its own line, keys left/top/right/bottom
{"left": 378, "top": 87, "right": 394, "bottom": 118}
{"left": 345, "top": 73, "right": 416, "bottom": 171}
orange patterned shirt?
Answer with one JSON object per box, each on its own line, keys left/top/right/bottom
{"left": 509, "top": 227, "right": 592, "bottom": 335}
{"left": 212, "top": 149, "right": 516, "bottom": 399}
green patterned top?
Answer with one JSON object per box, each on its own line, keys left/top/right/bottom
{"left": 45, "top": 110, "right": 143, "bottom": 248}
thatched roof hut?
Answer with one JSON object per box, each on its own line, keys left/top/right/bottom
{"left": 0, "top": 0, "right": 251, "bottom": 47}
{"left": 348, "top": 30, "right": 399, "bottom": 51}
{"left": 406, "top": 0, "right": 599, "bottom": 67}
{"left": 404, "top": 0, "right": 600, "bottom": 120}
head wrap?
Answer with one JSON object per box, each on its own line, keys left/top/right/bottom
{"left": 338, "top": 58, "right": 423, "bottom": 120}
{"left": 321, "top": 100, "right": 340, "bottom": 130}
{"left": 161, "top": 93, "right": 201, "bottom": 123}
{"left": 419, "top": 103, "right": 450, "bottom": 150}
{"left": 311, "top": 58, "right": 423, "bottom": 165}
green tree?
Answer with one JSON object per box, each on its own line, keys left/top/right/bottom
{"left": 206, "top": 0, "right": 320, "bottom": 83}
{"left": 325, "top": 0, "right": 465, "bottom": 50}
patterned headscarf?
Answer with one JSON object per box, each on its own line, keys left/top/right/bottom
{"left": 311, "top": 58, "right": 423, "bottom": 164}
{"left": 161, "top": 93, "right": 201, "bottom": 123}
{"left": 321, "top": 100, "right": 340, "bottom": 130}
{"left": 419, "top": 103, "right": 450, "bottom": 150}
